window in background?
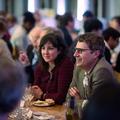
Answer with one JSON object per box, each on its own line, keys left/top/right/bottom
{"left": 57, "top": 0, "right": 65, "bottom": 15}
{"left": 28, "top": 0, "right": 35, "bottom": 12}
{"left": 77, "top": 0, "right": 89, "bottom": 21}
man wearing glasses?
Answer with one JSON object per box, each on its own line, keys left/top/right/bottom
{"left": 69, "top": 33, "right": 116, "bottom": 102}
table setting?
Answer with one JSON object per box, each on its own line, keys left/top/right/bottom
{"left": 8, "top": 87, "right": 64, "bottom": 120}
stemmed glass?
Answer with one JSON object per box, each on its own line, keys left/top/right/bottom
{"left": 9, "top": 86, "right": 33, "bottom": 120}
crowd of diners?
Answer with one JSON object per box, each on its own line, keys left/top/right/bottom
{"left": 1, "top": 10, "right": 120, "bottom": 120}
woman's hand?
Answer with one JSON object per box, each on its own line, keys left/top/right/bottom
{"left": 31, "top": 85, "right": 43, "bottom": 99}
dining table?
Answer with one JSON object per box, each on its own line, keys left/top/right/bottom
{"left": 30, "top": 104, "right": 67, "bottom": 120}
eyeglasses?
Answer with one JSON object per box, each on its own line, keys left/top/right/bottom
{"left": 75, "top": 48, "right": 91, "bottom": 54}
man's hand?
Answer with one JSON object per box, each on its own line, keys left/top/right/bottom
{"left": 69, "top": 87, "right": 81, "bottom": 99}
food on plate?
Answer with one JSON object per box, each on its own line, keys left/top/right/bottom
{"left": 45, "top": 99, "right": 55, "bottom": 105}
{"left": 32, "top": 99, "right": 55, "bottom": 107}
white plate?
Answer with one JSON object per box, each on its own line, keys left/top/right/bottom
{"left": 33, "top": 115, "right": 55, "bottom": 120}
{"left": 33, "top": 111, "right": 48, "bottom": 116}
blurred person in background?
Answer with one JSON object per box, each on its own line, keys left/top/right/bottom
{"left": 81, "top": 82, "right": 120, "bottom": 120}
{"left": 82, "top": 10, "right": 94, "bottom": 22}
{"left": 79, "top": 10, "right": 94, "bottom": 34}
{"left": 34, "top": 10, "right": 45, "bottom": 27}
{"left": 114, "top": 51, "right": 120, "bottom": 80}
{"left": 18, "top": 26, "right": 41, "bottom": 85}
{"left": 109, "top": 16, "right": 120, "bottom": 53}
{"left": 6, "top": 13, "right": 19, "bottom": 36}
{"left": 55, "top": 14, "right": 63, "bottom": 28}
{"left": 102, "top": 27, "right": 120, "bottom": 66}
{"left": 83, "top": 18, "right": 103, "bottom": 36}
{"left": 10, "top": 11, "right": 35, "bottom": 59}
{"left": 59, "top": 12, "right": 74, "bottom": 48}
{"left": 109, "top": 16, "right": 120, "bottom": 32}
{"left": 0, "top": 39, "right": 15, "bottom": 65}
{"left": 31, "top": 33, "right": 74, "bottom": 104}
{"left": 27, "top": 26, "right": 42, "bottom": 66}
{"left": 0, "top": 10, "right": 7, "bottom": 17}
{"left": 108, "top": 16, "right": 120, "bottom": 79}
{"left": 0, "top": 17, "right": 13, "bottom": 55}
{"left": 0, "top": 61, "right": 26, "bottom": 120}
